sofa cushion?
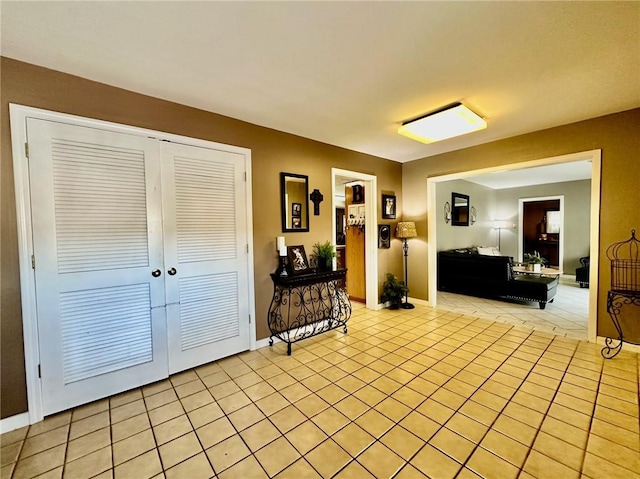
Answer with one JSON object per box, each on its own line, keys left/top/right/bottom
{"left": 477, "top": 246, "right": 502, "bottom": 256}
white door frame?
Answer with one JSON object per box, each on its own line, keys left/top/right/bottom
{"left": 518, "top": 196, "right": 564, "bottom": 267}
{"left": 427, "top": 150, "right": 601, "bottom": 343}
{"left": 331, "top": 168, "right": 378, "bottom": 310}
{"left": 10, "top": 104, "right": 256, "bottom": 424}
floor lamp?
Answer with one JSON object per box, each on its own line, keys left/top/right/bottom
{"left": 493, "top": 220, "right": 509, "bottom": 250}
{"left": 396, "top": 221, "right": 417, "bottom": 309}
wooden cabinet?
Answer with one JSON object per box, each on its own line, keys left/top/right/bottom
{"left": 523, "top": 200, "right": 560, "bottom": 267}
{"left": 344, "top": 186, "right": 366, "bottom": 302}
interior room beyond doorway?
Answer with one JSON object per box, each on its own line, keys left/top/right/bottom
{"left": 331, "top": 169, "right": 378, "bottom": 310}
{"left": 426, "top": 150, "right": 601, "bottom": 343}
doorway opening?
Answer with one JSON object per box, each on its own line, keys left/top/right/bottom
{"left": 332, "top": 168, "right": 378, "bottom": 310}
{"left": 426, "top": 150, "right": 600, "bottom": 342}
{"left": 519, "top": 196, "right": 564, "bottom": 269}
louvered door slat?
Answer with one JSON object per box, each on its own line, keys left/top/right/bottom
{"left": 178, "top": 273, "right": 240, "bottom": 351}
{"left": 52, "top": 139, "right": 149, "bottom": 274}
{"left": 174, "top": 156, "right": 237, "bottom": 263}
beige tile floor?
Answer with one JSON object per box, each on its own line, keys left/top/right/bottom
{"left": 437, "top": 276, "right": 590, "bottom": 340}
{"left": 2, "top": 302, "right": 638, "bottom": 479}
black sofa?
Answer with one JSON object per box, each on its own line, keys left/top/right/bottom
{"left": 438, "top": 249, "right": 559, "bottom": 309}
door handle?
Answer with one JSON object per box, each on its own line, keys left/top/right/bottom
{"left": 168, "top": 267, "right": 177, "bottom": 276}
{"left": 151, "top": 269, "right": 162, "bottom": 277}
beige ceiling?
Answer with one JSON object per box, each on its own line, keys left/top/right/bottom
{"left": 1, "top": 1, "right": 639, "bottom": 163}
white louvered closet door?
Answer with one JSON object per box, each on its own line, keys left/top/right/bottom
{"left": 161, "top": 142, "right": 250, "bottom": 374}
{"left": 28, "top": 119, "right": 167, "bottom": 415}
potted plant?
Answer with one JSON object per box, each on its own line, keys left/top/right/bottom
{"left": 380, "top": 273, "right": 409, "bottom": 309}
{"left": 312, "top": 241, "right": 336, "bottom": 271}
{"left": 523, "top": 251, "right": 546, "bottom": 272}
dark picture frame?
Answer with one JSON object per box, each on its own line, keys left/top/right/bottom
{"left": 280, "top": 172, "right": 309, "bottom": 233}
{"left": 287, "top": 245, "right": 310, "bottom": 275}
{"left": 292, "top": 217, "right": 301, "bottom": 229}
{"left": 382, "top": 194, "right": 396, "bottom": 219}
{"left": 291, "top": 202, "right": 302, "bottom": 217}
{"left": 378, "top": 224, "right": 391, "bottom": 248}
{"left": 451, "top": 192, "right": 470, "bottom": 226}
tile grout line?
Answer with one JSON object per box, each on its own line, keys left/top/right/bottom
{"left": 336, "top": 315, "right": 543, "bottom": 478}
{"left": 576, "top": 349, "right": 605, "bottom": 479}
{"left": 263, "top": 312, "right": 502, "bottom": 478}
{"left": 439, "top": 326, "right": 564, "bottom": 477}
{"left": 7, "top": 303, "right": 636, "bottom": 479}
{"left": 460, "top": 333, "right": 582, "bottom": 477}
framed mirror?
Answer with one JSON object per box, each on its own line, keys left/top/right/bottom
{"left": 451, "top": 192, "right": 470, "bottom": 226}
{"left": 281, "top": 172, "right": 309, "bottom": 232}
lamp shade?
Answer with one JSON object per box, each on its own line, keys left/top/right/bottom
{"left": 396, "top": 222, "right": 417, "bottom": 239}
{"left": 492, "top": 220, "right": 509, "bottom": 229}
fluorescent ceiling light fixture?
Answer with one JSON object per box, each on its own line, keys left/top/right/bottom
{"left": 398, "top": 102, "right": 487, "bottom": 144}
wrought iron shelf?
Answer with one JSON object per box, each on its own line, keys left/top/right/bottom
{"left": 602, "top": 289, "right": 640, "bottom": 359}
{"left": 601, "top": 229, "right": 640, "bottom": 359}
{"left": 268, "top": 269, "right": 351, "bottom": 355}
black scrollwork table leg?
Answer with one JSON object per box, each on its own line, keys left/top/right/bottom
{"left": 267, "top": 270, "right": 351, "bottom": 356}
{"left": 601, "top": 290, "right": 640, "bottom": 359}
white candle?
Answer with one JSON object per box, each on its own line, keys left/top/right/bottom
{"left": 276, "top": 236, "right": 286, "bottom": 256}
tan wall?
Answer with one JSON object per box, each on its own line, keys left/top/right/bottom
{"left": 0, "top": 57, "right": 403, "bottom": 418}
{"left": 403, "top": 108, "right": 640, "bottom": 340}
{"left": 436, "top": 179, "right": 497, "bottom": 251}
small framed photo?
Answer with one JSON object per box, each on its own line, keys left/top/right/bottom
{"left": 287, "top": 245, "right": 310, "bottom": 275}
{"left": 291, "top": 202, "right": 302, "bottom": 217}
{"left": 292, "top": 217, "right": 301, "bottom": 229}
{"left": 382, "top": 194, "right": 396, "bottom": 219}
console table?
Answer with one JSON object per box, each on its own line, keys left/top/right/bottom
{"left": 268, "top": 269, "right": 351, "bottom": 355}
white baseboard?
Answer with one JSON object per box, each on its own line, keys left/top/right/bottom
{"left": 408, "top": 297, "right": 430, "bottom": 307}
{"left": 378, "top": 298, "right": 430, "bottom": 310}
{"left": 596, "top": 336, "right": 640, "bottom": 355}
{"left": 0, "top": 412, "right": 30, "bottom": 434}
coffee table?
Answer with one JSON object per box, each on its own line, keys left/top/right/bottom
{"left": 512, "top": 265, "right": 563, "bottom": 278}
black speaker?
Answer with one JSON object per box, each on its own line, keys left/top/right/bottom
{"left": 378, "top": 224, "right": 391, "bottom": 248}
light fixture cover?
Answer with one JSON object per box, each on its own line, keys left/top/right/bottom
{"left": 398, "top": 102, "right": 486, "bottom": 144}
{"left": 396, "top": 221, "right": 417, "bottom": 239}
